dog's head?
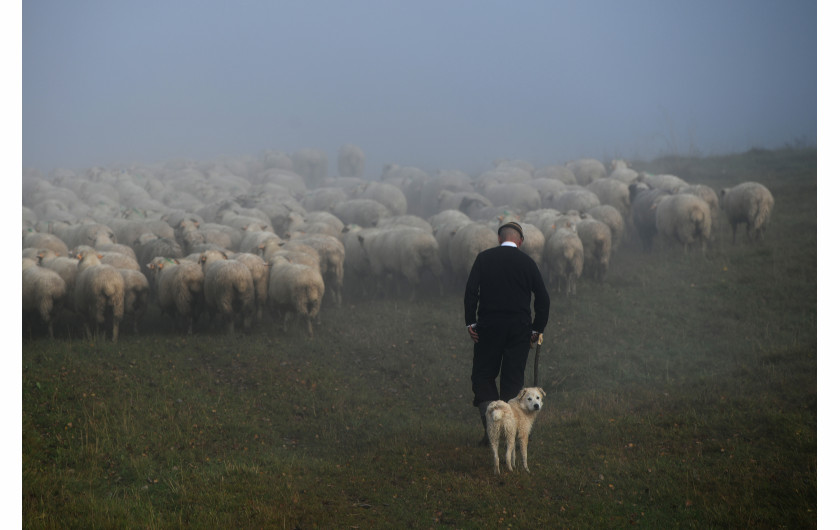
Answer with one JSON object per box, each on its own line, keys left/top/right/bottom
{"left": 517, "top": 387, "right": 546, "bottom": 412}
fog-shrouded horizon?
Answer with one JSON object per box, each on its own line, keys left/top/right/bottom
{"left": 22, "top": 0, "right": 816, "bottom": 177}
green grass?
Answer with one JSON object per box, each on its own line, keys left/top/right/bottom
{"left": 22, "top": 148, "right": 816, "bottom": 528}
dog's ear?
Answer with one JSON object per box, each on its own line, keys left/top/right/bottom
{"left": 537, "top": 387, "right": 546, "bottom": 398}
{"left": 517, "top": 388, "right": 527, "bottom": 400}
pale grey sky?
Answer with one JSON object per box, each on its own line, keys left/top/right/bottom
{"left": 22, "top": 0, "right": 817, "bottom": 176}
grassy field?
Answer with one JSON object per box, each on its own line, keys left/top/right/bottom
{"left": 22, "top": 148, "right": 816, "bottom": 528}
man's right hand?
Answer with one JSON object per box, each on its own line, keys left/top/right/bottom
{"left": 467, "top": 324, "right": 479, "bottom": 343}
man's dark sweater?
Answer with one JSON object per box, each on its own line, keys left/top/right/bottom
{"left": 464, "top": 245, "right": 550, "bottom": 332}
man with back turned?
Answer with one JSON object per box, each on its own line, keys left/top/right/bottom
{"left": 464, "top": 221, "right": 551, "bottom": 444}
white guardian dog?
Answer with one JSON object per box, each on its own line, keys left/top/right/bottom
{"left": 485, "top": 387, "right": 546, "bottom": 474}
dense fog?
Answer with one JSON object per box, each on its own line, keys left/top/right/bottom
{"left": 22, "top": 1, "right": 816, "bottom": 174}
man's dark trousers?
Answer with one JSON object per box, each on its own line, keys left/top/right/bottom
{"left": 471, "top": 320, "right": 531, "bottom": 406}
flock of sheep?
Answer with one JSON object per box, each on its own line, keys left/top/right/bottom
{"left": 22, "top": 144, "right": 774, "bottom": 341}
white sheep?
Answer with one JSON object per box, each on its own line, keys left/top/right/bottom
{"left": 338, "top": 143, "right": 366, "bottom": 178}
{"left": 332, "top": 198, "right": 391, "bottom": 228}
{"left": 543, "top": 225, "right": 584, "bottom": 296}
{"left": 291, "top": 148, "right": 329, "bottom": 187}
{"left": 550, "top": 189, "right": 601, "bottom": 213}
{"left": 74, "top": 251, "right": 125, "bottom": 342}
{"left": 199, "top": 249, "right": 255, "bottom": 335}
{"left": 298, "top": 211, "right": 346, "bottom": 239}
{"left": 72, "top": 245, "right": 141, "bottom": 271}
{"left": 436, "top": 190, "right": 493, "bottom": 218}
{"left": 23, "top": 262, "right": 67, "bottom": 338}
{"left": 232, "top": 252, "right": 269, "bottom": 321}
{"left": 58, "top": 222, "right": 117, "bottom": 249}
{"left": 375, "top": 214, "right": 433, "bottom": 233}
{"left": 640, "top": 172, "right": 688, "bottom": 191}
{"left": 268, "top": 261, "right": 325, "bottom": 337}
{"left": 483, "top": 182, "right": 542, "bottom": 213}
{"left": 285, "top": 234, "right": 345, "bottom": 306}
{"left": 575, "top": 218, "right": 612, "bottom": 282}
{"left": 448, "top": 222, "right": 498, "bottom": 281}
{"left": 119, "top": 269, "right": 150, "bottom": 334}
{"left": 358, "top": 227, "right": 444, "bottom": 299}
{"left": 655, "top": 193, "right": 712, "bottom": 255}
{"left": 147, "top": 257, "right": 205, "bottom": 334}
{"left": 360, "top": 181, "right": 408, "bottom": 217}
{"left": 585, "top": 204, "right": 625, "bottom": 253}
{"left": 630, "top": 183, "right": 671, "bottom": 252}
{"left": 719, "top": 182, "right": 775, "bottom": 243}
{"left": 522, "top": 208, "right": 563, "bottom": 239}
{"left": 23, "top": 232, "right": 68, "bottom": 257}
{"left": 566, "top": 158, "right": 607, "bottom": 185}
{"left": 608, "top": 159, "right": 640, "bottom": 184}
{"left": 431, "top": 215, "right": 471, "bottom": 276}
{"left": 587, "top": 178, "right": 631, "bottom": 218}
{"left": 301, "top": 187, "right": 348, "bottom": 212}
{"left": 534, "top": 165, "right": 577, "bottom": 185}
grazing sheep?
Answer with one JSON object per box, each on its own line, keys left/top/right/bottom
{"left": 609, "top": 159, "right": 640, "bottom": 184}
{"left": 23, "top": 232, "right": 68, "bottom": 257}
{"left": 111, "top": 219, "right": 175, "bottom": 246}
{"left": 517, "top": 222, "right": 546, "bottom": 265}
{"left": 483, "top": 183, "right": 542, "bottom": 213}
{"left": 135, "top": 237, "right": 184, "bottom": 278}
{"left": 148, "top": 257, "right": 205, "bottom": 335}
{"left": 268, "top": 262, "right": 325, "bottom": 337}
{"left": 58, "top": 222, "right": 117, "bottom": 249}
{"left": 436, "top": 190, "right": 494, "bottom": 218}
{"left": 534, "top": 165, "right": 577, "bottom": 185}
{"left": 74, "top": 251, "right": 125, "bottom": 342}
{"left": 678, "top": 184, "right": 720, "bottom": 216}
{"left": 376, "top": 214, "right": 433, "bottom": 233}
{"left": 358, "top": 227, "right": 444, "bottom": 299}
{"left": 23, "top": 263, "right": 67, "bottom": 338}
{"left": 587, "top": 178, "right": 631, "bottom": 218}
{"left": 301, "top": 187, "right": 348, "bottom": 212}
{"left": 72, "top": 246, "right": 141, "bottom": 271}
{"left": 95, "top": 242, "right": 138, "bottom": 261}
{"left": 199, "top": 250, "right": 255, "bottom": 335}
{"left": 585, "top": 204, "right": 625, "bottom": 253}
{"left": 640, "top": 172, "right": 688, "bottom": 191}
{"left": 286, "top": 234, "right": 345, "bottom": 306}
{"left": 550, "top": 189, "right": 600, "bottom": 213}
{"left": 575, "top": 218, "right": 612, "bottom": 282}
{"left": 332, "top": 198, "right": 391, "bottom": 228}
{"left": 298, "top": 211, "right": 346, "bottom": 239}
{"left": 448, "top": 222, "right": 498, "bottom": 281}
{"left": 719, "top": 182, "right": 775, "bottom": 243}
{"left": 291, "top": 148, "right": 329, "bottom": 187}
{"left": 543, "top": 226, "right": 584, "bottom": 296}
{"left": 338, "top": 143, "right": 366, "bottom": 178}
{"left": 39, "top": 252, "right": 80, "bottom": 311}
{"left": 232, "top": 252, "right": 269, "bottom": 321}
{"left": 630, "top": 183, "right": 671, "bottom": 252}
{"left": 119, "top": 269, "right": 150, "bottom": 334}
{"left": 340, "top": 226, "right": 377, "bottom": 294}
{"left": 522, "top": 208, "right": 564, "bottom": 239}
{"left": 566, "top": 158, "right": 607, "bottom": 185}
{"left": 655, "top": 193, "right": 712, "bottom": 255}
{"left": 360, "top": 181, "right": 408, "bottom": 216}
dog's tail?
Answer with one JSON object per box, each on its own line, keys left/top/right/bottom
{"left": 487, "top": 402, "right": 506, "bottom": 422}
